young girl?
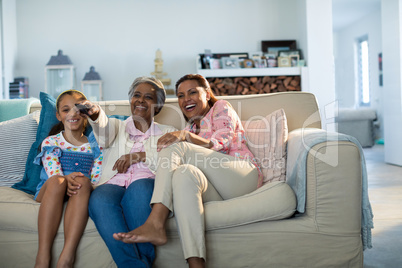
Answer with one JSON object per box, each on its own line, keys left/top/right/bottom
{"left": 33, "top": 90, "right": 103, "bottom": 268}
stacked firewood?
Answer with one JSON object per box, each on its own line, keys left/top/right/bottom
{"left": 207, "top": 76, "right": 301, "bottom": 96}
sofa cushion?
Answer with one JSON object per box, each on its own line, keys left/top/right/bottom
{"left": 243, "top": 109, "right": 288, "bottom": 187}
{"left": 204, "top": 181, "right": 296, "bottom": 230}
{"left": 0, "top": 186, "right": 98, "bottom": 233}
{"left": 0, "top": 111, "right": 40, "bottom": 187}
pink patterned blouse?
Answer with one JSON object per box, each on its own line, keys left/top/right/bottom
{"left": 185, "top": 100, "right": 262, "bottom": 176}
{"left": 106, "top": 119, "right": 160, "bottom": 188}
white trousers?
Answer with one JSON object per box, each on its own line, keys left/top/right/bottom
{"left": 151, "top": 142, "right": 259, "bottom": 260}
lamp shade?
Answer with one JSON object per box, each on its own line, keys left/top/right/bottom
{"left": 46, "top": 50, "right": 73, "bottom": 65}
{"left": 83, "top": 66, "right": 101, "bottom": 80}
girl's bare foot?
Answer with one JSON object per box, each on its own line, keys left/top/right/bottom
{"left": 113, "top": 221, "right": 167, "bottom": 246}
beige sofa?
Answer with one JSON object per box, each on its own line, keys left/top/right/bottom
{"left": 0, "top": 92, "right": 365, "bottom": 267}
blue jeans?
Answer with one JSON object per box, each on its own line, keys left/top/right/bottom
{"left": 88, "top": 179, "right": 155, "bottom": 268}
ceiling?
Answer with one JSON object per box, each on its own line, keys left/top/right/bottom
{"left": 332, "top": 0, "right": 381, "bottom": 32}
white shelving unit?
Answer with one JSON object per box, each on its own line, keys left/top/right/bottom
{"left": 196, "top": 66, "right": 309, "bottom": 91}
{"left": 197, "top": 67, "right": 302, "bottom": 78}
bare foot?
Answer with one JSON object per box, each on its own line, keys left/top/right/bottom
{"left": 113, "top": 222, "right": 167, "bottom": 246}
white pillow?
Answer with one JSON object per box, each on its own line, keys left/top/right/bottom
{"left": 243, "top": 109, "right": 288, "bottom": 187}
{"left": 0, "top": 111, "right": 40, "bottom": 187}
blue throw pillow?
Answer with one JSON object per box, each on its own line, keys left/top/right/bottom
{"left": 108, "top": 114, "right": 129, "bottom": 121}
{"left": 12, "top": 92, "right": 93, "bottom": 195}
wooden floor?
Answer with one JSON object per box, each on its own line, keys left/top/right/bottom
{"left": 362, "top": 145, "right": 402, "bottom": 268}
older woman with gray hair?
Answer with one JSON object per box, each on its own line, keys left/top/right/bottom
{"left": 83, "top": 76, "right": 176, "bottom": 268}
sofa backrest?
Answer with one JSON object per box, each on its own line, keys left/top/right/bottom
{"left": 30, "top": 92, "right": 321, "bottom": 132}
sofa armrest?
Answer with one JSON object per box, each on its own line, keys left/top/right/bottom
{"left": 286, "top": 128, "right": 362, "bottom": 235}
{"left": 0, "top": 98, "right": 39, "bottom": 122}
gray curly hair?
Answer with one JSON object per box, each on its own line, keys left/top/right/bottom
{"left": 128, "top": 76, "right": 166, "bottom": 115}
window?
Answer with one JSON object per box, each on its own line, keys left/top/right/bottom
{"left": 357, "top": 37, "right": 370, "bottom": 106}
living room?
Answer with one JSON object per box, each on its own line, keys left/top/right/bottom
{"left": 2, "top": 0, "right": 400, "bottom": 163}
{"left": 0, "top": 0, "right": 401, "bottom": 267}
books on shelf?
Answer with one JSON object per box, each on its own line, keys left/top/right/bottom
{"left": 9, "top": 77, "right": 29, "bottom": 99}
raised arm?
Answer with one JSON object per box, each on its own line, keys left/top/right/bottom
{"left": 86, "top": 106, "right": 121, "bottom": 149}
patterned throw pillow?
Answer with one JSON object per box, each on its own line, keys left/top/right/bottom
{"left": 0, "top": 111, "right": 40, "bottom": 187}
{"left": 243, "top": 109, "right": 288, "bottom": 187}
{"left": 12, "top": 92, "right": 60, "bottom": 194}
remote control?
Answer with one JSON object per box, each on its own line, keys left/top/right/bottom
{"left": 75, "top": 103, "right": 90, "bottom": 115}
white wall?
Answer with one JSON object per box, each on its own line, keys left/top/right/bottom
{"left": 381, "top": 0, "right": 402, "bottom": 166}
{"left": 304, "top": 0, "right": 336, "bottom": 131}
{"left": 1, "top": 0, "right": 18, "bottom": 99}
{"left": 15, "top": 0, "right": 305, "bottom": 100}
{"left": 0, "top": 1, "right": 3, "bottom": 99}
{"left": 333, "top": 9, "right": 383, "bottom": 138}
{"left": 296, "top": 0, "right": 308, "bottom": 63}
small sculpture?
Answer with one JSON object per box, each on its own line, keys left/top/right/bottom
{"left": 151, "top": 49, "right": 171, "bottom": 87}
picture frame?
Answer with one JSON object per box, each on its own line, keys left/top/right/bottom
{"left": 221, "top": 57, "right": 240, "bottom": 69}
{"left": 199, "top": 52, "right": 249, "bottom": 69}
{"left": 277, "top": 56, "right": 291, "bottom": 67}
{"left": 289, "top": 55, "right": 299, "bottom": 67}
{"left": 278, "top": 49, "right": 302, "bottom": 58}
{"left": 297, "top": 59, "right": 305, "bottom": 67}
{"left": 267, "top": 58, "right": 277, "bottom": 68}
{"left": 209, "top": 58, "right": 222, "bottom": 69}
{"left": 253, "top": 58, "right": 266, "bottom": 68}
{"left": 264, "top": 53, "right": 277, "bottom": 59}
{"left": 243, "top": 59, "right": 255, "bottom": 68}
{"left": 261, "top": 40, "right": 297, "bottom": 54}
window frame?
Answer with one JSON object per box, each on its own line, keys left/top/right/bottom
{"left": 357, "top": 36, "right": 370, "bottom": 107}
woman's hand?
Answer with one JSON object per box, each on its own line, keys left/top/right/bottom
{"left": 65, "top": 172, "right": 85, "bottom": 196}
{"left": 156, "top": 131, "right": 188, "bottom": 152}
{"left": 113, "top": 152, "right": 145, "bottom": 173}
{"left": 157, "top": 130, "right": 213, "bottom": 151}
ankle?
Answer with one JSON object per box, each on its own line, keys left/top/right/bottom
{"left": 187, "top": 257, "right": 205, "bottom": 268}
{"left": 35, "top": 259, "right": 51, "bottom": 268}
{"left": 147, "top": 203, "right": 170, "bottom": 228}
{"left": 57, "top": 252, "right": 75, "bottom": 268}
{"left": 56, "top": 258, "right": 74, "bottom": 268}
{"left": 35, "top": 252, "right": 51, "bottom": 268}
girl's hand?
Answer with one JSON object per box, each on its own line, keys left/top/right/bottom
{"left": 113, "top": 152, "right": 145, "bottom": 173}
{"left": 156, "top": 131, "right": 188, "bottom": 152}
{"left": 66, "top": 172, "right": 85, "bottom": 196}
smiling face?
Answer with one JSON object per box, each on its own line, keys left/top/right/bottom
{"left": 56, "top": 93, "right": 87, "bottom": 133}
{"left": 130, "top": 83, "right": 158, "bottom": 126}
{"left": 176, "top": 80, "right": 211, "bottom": 122}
